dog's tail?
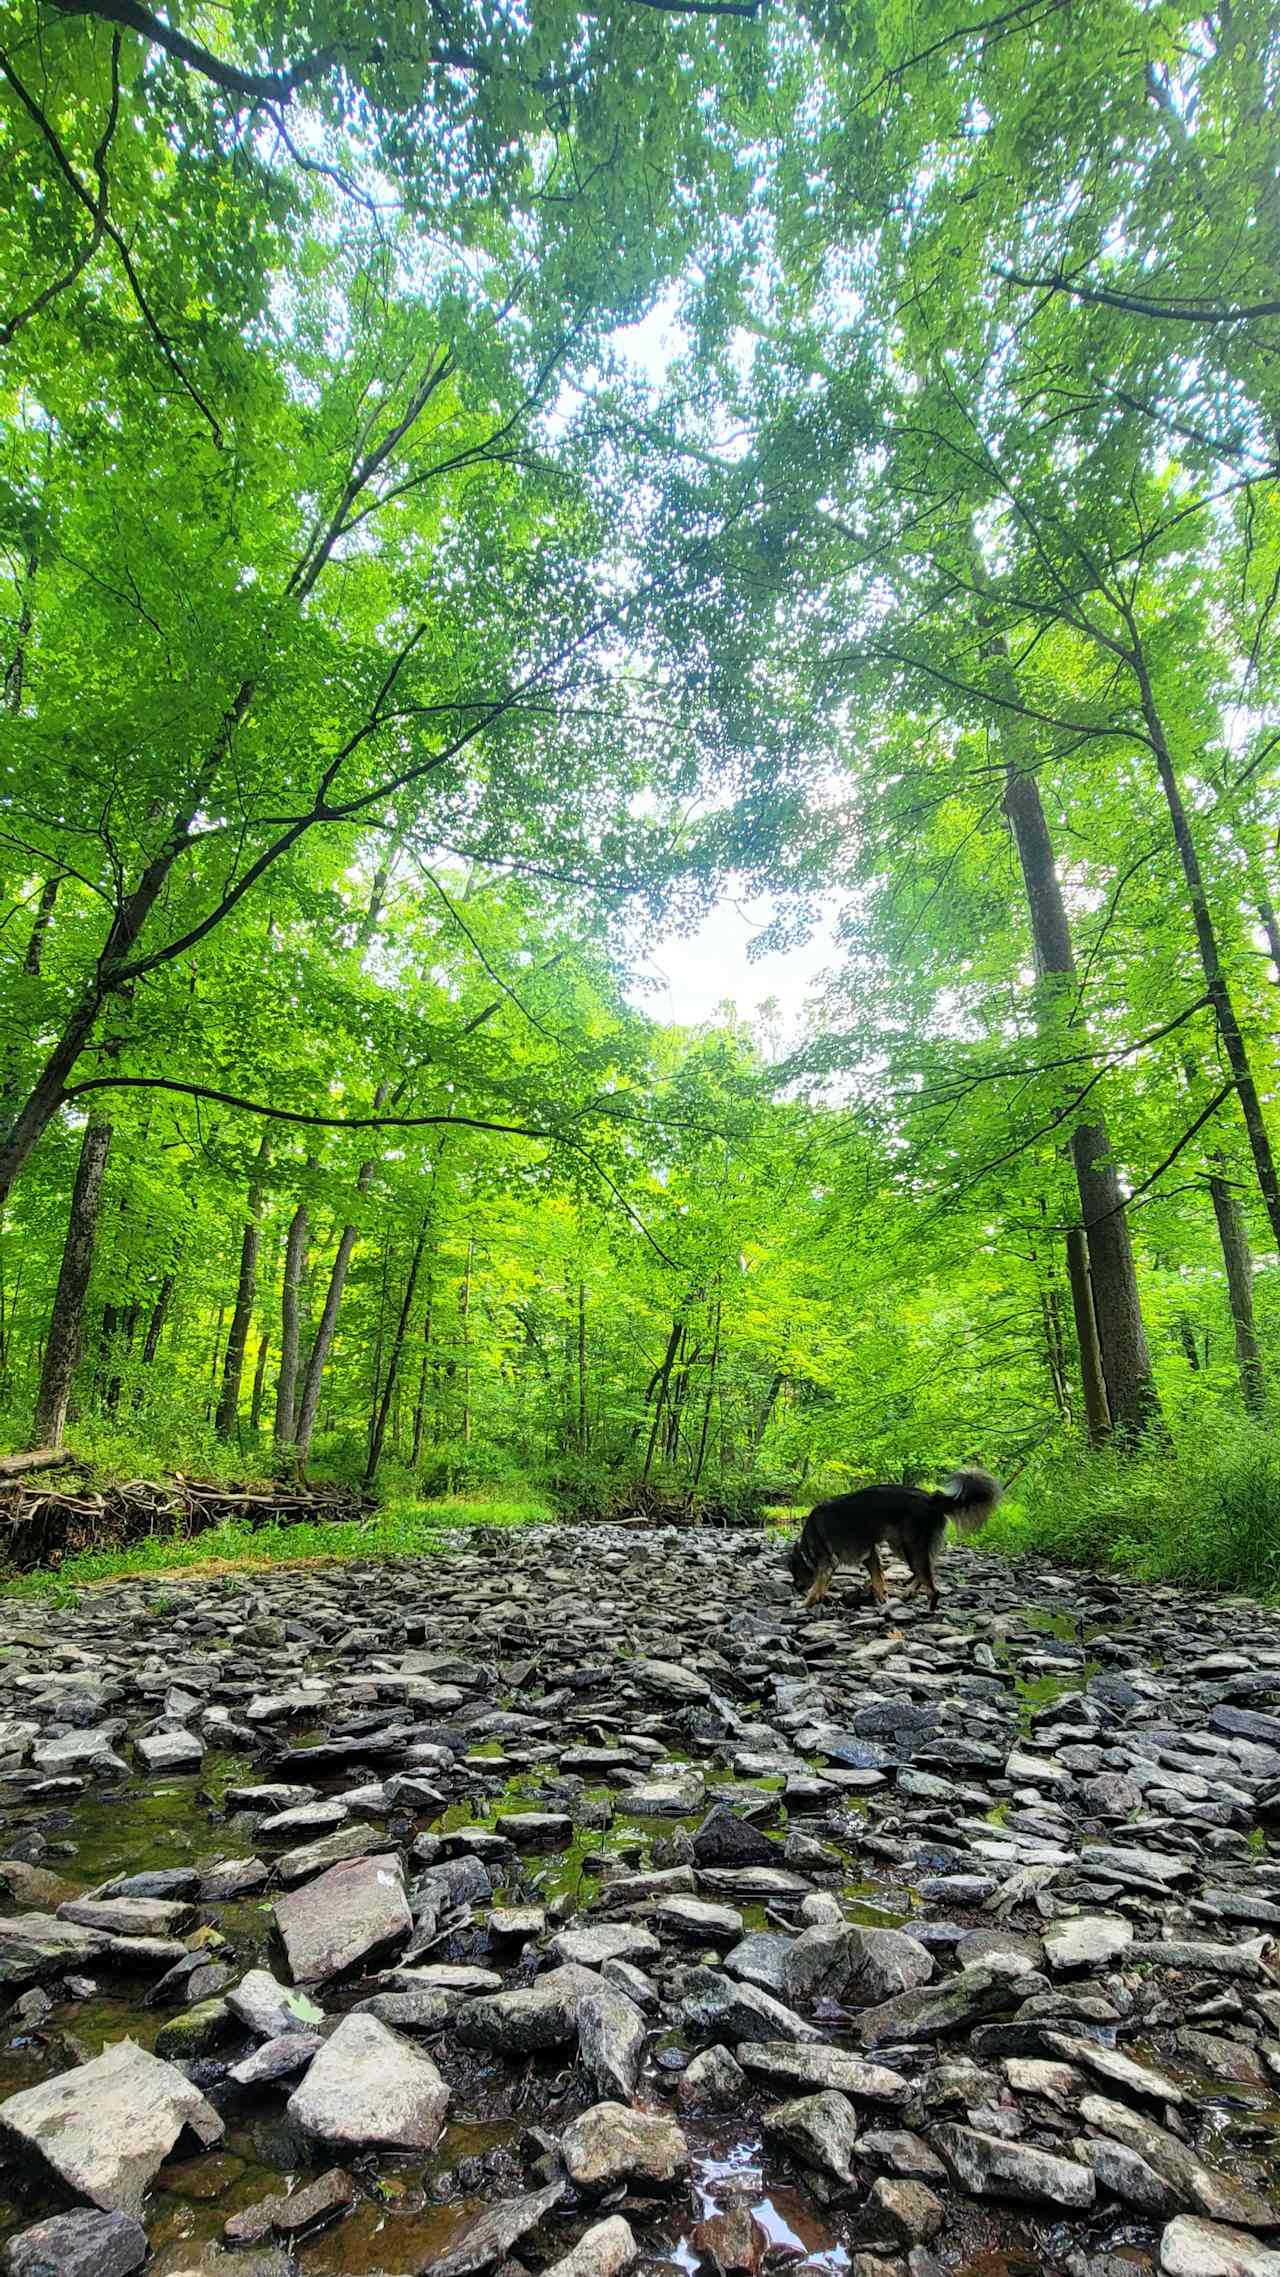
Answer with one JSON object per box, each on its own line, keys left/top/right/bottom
{"left": 934, "top": 1467, "right": 1001, "bottom": 1534}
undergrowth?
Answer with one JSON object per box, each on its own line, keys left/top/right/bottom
{"left": 981, "top": 1421, "right": 1280, "bottom": 1598}
{"left": 0, "top": 1491, "right": 554, "bottom": 1605}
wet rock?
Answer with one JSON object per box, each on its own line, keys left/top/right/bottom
{"left": 1160, "top": 2219, "right": 1280, "bottom": 2277}
{"left": 562, "top": 2102, "right": 690, "bottom": 2191}
{"left": 227, "top": 1969, "right": 324, "bottom": 2039}
{"left": 738, "top": 2041, "right": 910, "bottom": 2104}
{"left": 224, "top": 2166, "right": 355, "bottom": 2243}
{"left": 631, "top": 1659, "right": 712, "bottom": 1703}
{"left": 0, "top": 1913, "right": 111, "bottom": 1985}
{"left": 653, "top": 1897, "right": 744, "bottom": 1944}
{"left": 856, "top": 2130, "right": 947, "bottom": 2183}
{"left": 490, "top": 1904, "right": 545, "bottom": 1943}
{"left": 198, "top": 1858, "right": 268, "bottom": 1901}
{"left": 1073, "top": 2134, "right": 1181, "bottom": 2216}
{"left": 425, "top": 2180, "right": 566, "bottom": 2277}
{"left": 494, "top": 1811, "right": 573, "bottom": 1848}
{"left": 932, "top": 2124, "right": 1096, "bottom": 2210}
{"left": 0, "top": 2038, "right": 223, "bottom": 2214}
{"left": 847, "top": 1928, "right": 934, "bottom": 2002}
{"left": 154, "top": 1997, "right": 236, "bottom": 2059}
{"left": 577, "top": 1981, "right": 647, "bottom": 2098}
{"left": 723, "top": 1930, "right": 794, "bottom": 1995}
{"left": 691, "top": 2209, "right": 768, "bottom": 2276}
{"left": 227, "top": 2032, "right": 323, "bottom": 2086}
{"left": 856, "top": 1965, "right": 1021, "bottom": 2047}
{"left": 58, "top": 1895, "right": 193, "bottom": 1937}
{"left": 276, "top": 1822, "right": 379, "bottom": 1884}
{"left": 287, "top": 2011, "right": 449, "bottom": 2150}
{"left": 135, "top": 1729, "right": 204, "bottom": 1771}
{"left": 542, "top": 2215, "right": 639, "bottom": 2277}
{"left": 1, "top": 2208, "right": 147, "bottom": 2277}
{"left": 553, "top": 1924, "right": 660, "bottom": 1969}
{"left": 1042, "top": 1915, "right": 1133, "bottom": 1972}
{"left": 272, "top": 1852, "right": 411, "bottom": 1983}
{"left": 691, "top": 1806, "right": 776, "bottom": 1868}
{"left": 455, "top": 1981, "right": 581, "bottom": 2053}
{"left": 680, "top": 1968, "right": 819, "bottom": 2045}
{"left": 861, "top": 2177, "right": 945, "bottom": 2245}
{"left": 1077, "top": 2095, "right": 1278, "bottom": 2229}
{"left": 353, "top": 1986, "right": 458, "bottom": 2033}
{"left": 677, "top": 2043, "right": 748, "bottom": 2109}
{"left": 763, "top": 2090, "right": 860, "bottom": 2183}
{"left": 623, "top": 1771, "right": 706, "bottom": 1815}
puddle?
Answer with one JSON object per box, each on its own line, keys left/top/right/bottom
{"left": 657, "top": 2141, "right": 851, "bottom": 2276}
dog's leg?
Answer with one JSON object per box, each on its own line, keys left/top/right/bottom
{"left": 865, "top": 1546, "right": 888, "bottom": 1605}
{"left": 803, "top": 1561, "right": 833, "bottom": 1608}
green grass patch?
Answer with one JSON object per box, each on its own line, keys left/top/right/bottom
{"left": 0, "top": 1491, "right": 555, "bottom": 1604}
{"left": 979, "top": 1421, "right": 1280, "bottom": 1599}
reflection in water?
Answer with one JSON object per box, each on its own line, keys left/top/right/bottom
{"left": 658, "top": 2143, "right": 851, "bottom": 2277}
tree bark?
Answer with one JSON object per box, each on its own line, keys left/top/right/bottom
{"left": 459, "top": 1238, "right": 474, "bottom": 1446}
{"left": 140, "top": 1270, "right": 175, "bottom": 1368}
{"left": 411, "top": 1272, "right": 434, "bottom": 1468}
{"left": 1064, "top": 1227, "right": 1111, "bottom": 1449}
{"left": 576, "top": 1279, "right": 588, "bottom": 1452}
{"left": 32, "top": 1118, "right": 113, "bottom": 1448}
{"left": 1003, "top": 762, "right": 1161, "bottom": 1437}
{"left": 643, "top": 1315, "right": 684, "bottom": 1481}
{"left": 215, "top": 1127, "right": 272, "bottom": 1439}
{"left": 1209, "top": 1172, "right": 1264, "bottom": 1416}
{"left": 293, "top": 1084, "right": 391, "bottom": 1463}
{"left": 365, "top": 1215, "right": 431, "bottom": 1485}
{"left": 274, "top": 1178, "right": 312, "bottom": 1449}
{"left": 250, "top": 1328, "right": 271, "bottom": 1433}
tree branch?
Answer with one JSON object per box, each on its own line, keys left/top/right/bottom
{"left": 46, "top": 0, "right": 335, "bottom": 102}
{"left": 996, "top": 267, "right": 1280, "bottom": 325}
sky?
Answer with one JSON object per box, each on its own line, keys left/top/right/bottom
{"left": 632, "top": 892, "right": 839, "bottom": 1041}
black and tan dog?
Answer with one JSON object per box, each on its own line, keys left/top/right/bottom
{"left": 786, "top": 1469, "right": 1001, "bottom": 1615}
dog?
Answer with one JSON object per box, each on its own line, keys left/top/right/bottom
{"left": 786, "top": 1468, "right": 1001, "bottom": 1615}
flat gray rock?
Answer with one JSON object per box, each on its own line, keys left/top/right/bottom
{"left": 273, "top": 1852, "right": 411, "bottom": 1982}
{"left": 1160, "top": 2220, "right": 1280, "bottom": 2277}
{"left": 424, "top": 2181, "right": 566, "bottom": 2277}
{"left": 286, "top": 2011, "right": 449, "bottom": 2149}
{"left": 933, "top": 2124, "right": 1095, "bottom": 2210}
{"left": 0, "top": 2038, "right": 222, "bottom": 2214}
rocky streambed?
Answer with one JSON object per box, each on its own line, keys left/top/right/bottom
{"left": 0, "top": 1529, "right": 1278, "bottom": 2277}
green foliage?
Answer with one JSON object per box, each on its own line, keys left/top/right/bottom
{"left": 986, "top": 1424, "right": 1280, "bottom": 1599}
{"left": 0, "top": 1490, "right": 554, "bottom": 1601}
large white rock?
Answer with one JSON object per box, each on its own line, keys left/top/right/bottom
{"left": 1160, "top": 2219, "right": 1280, "bottom": 2277}
{"left": 286, "top": 2012, "right": 450, "bottom": 2149}
{"left": 0, "top": 2039, "right": 222, "bottom": 2214}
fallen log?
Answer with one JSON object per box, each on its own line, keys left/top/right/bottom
{"left": 0, "top": 1473, "right": 374, "bottom": 1574}
{"left": 0, "top": 1447, "right": 83, "bottom": 1479}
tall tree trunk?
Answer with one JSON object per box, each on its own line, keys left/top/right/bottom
{"left": 366, "top": 1216, "right": 431, "bottom": 1485}
{"left": 294, "top": 1084, "right": 392, "bottom": 1463}
{"left": 643, "top": 1315, "right": 684, "bottom": 1481}
{"left": 32, "top": 1118, "right": 112, "bottom": 1448}
{"left": 411, "top": 1272, "right": 434, "bottom": 1468}
{"left": 1209, "top": 1172, "right": 1265, "bottom": 1416}
{"left": 1128, "top": 648, "right": 1280, "bottom": 1251}
{"left": 140, "top": 1271, "right": 176, "bottom": 1368}
{"left": 576, "top": 1280, "right": 588, "bottom": 1452}
{"left": 1257, "top": 889, "right": 1280, "bottom": 984}
{"left": 691, "top": 1296, "right": 722, "bottom": 1488}
{"left": 215, "top": 1127, "right": 272, "bottom": 1440}
{"left": 459, "top": 1238, "right": 474, "bottom": 1446}
{"left": 1064, "top": 1225, "right": 1111, "bottom": 1448}
{"left": 250, "top": 1329, "right": 271, "bottom": 1433}
{"left": 1002, "top": 763, "right": 1160, "bottom": 1437}
{"left": 274, "top": 1175, "right": 312, "bottom": 1450}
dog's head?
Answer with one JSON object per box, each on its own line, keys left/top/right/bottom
{"left": 786, "top": 1537, "right": 814, "bottom": 1594}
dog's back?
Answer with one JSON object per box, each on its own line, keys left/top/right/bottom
{"left": 788, "top": 1468, "right": 1000, "bottom": 1611}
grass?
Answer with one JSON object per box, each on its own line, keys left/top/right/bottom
{"left": 0, "top": 1490, "right": 554, "bottom": 1605}
{"left": 979, "top": 1419, "right": 1280, "bottom": 1600}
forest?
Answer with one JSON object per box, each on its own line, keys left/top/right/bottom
{"left": 1, "top": 0, "right": 1278, "bottom": 1587}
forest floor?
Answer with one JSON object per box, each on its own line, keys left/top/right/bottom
{"left": 0, "top": 1526, "right": 1277, "bottom": 2277}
